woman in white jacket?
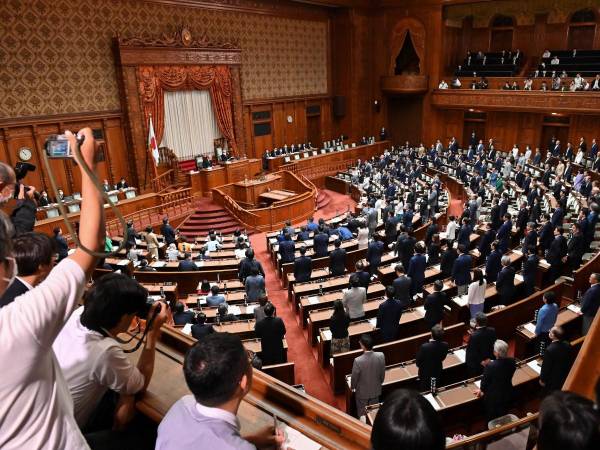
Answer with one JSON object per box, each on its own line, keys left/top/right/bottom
{"left": 357, "top": 224, "right": 369, "bottom": 249}
{"left": 468, "top": 268, "right": 487, "bottom": 318}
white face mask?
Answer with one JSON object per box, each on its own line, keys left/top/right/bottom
{"left": 1, "top": 257, "right": 17, "bottom": 290}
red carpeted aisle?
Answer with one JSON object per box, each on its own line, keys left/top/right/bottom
{"left": 247, "top": 192, "right": 465, "bottom": 408}
{"left": 248, "top": 190, "right": 355, "bottom": 408}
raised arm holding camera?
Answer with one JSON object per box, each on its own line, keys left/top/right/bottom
{"left": 0, "top": 128, "right": 105, "bottom": 449}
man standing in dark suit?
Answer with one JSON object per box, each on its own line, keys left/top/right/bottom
{"left": 278, "top": 233, "right": 296, "bottom": 264}
{"left": 238, "top": 249, "right": 265, "bottom": 282}
{"left": 351, "top": 334, "right": 385, "bottom": 418}
{"left": 478, "top": 223, "right": 496, "bottom": 261}
{"left": 353, "top": 261, "right": 371, "bottom": 292}
{"left": 407, "top": 243, "right": 427, "bottom": 297}
{"left": 539, "top": 214, "right": 554, "bottom": 252}
{"left": 416, "top": 325, "right": 449, "bottom": 391}
{"left": 366, "top": 233, "right": 385, "bottom": 275}
{"left": 254, "top": 302, "right": 286, "bottom": 365}
{"left": 476, "top": 339, "right": 516, "bottom": 421}
{"left": 452, "top": 245, "right": 472, "bottom": 296}
{"left": 160, "top": 217, "right": 177, "bottom": 246}
{"left": 566, "top": 222, "right": 585, "bottom": 272}
{"left": 550, "top": 205, "right": 564, "bottom": 229}
{"left": 313, "top": 228, "right": 330, "bottom": 258}
{"left": 522, "top": 222, "right": 538, "bottom": 254}
{"left": 546, "top": 227, "right": 568, "bottom": 285}
{"left": 466, "top": 313, "right": 497, "bottom": 376}
{"left": 490, "top": 198, "right": 501, "bottom": 231}
{"left": 485, "top": 241, "right": 503, "bottom": 283}
{"left": 376, "top": 286, "right": 403, "bottom": 343}
{"left": 496, "top": 214, "right": 512, "bottom": 253}
{"left": 395, "top": 228, "right": 416, "bottom": 273}
{"left": 293, "top": 246, "right": 312, "bottom": 282}
{"left": 330, "top": 239, "right": 347, "bottom": 276}
{"left": 496, "top": 256, "right": 516, "bottom": 306}
{"left": 457, "top": 218, "right": 472, "bottom": 249}
{"left": 423, "top": 280, "right": 450, "bottom": 329}
{"left": 0, "top": 232, "right": 55, "bottom": 308}
{"left": 392, "top": 264, "right": 412, "bottom": 308}
{"left": 581, "top": 273, "right": 600, "bottom": 334}
{"left": 540, "top": 326, "right": 573, "bottom": 395}
{"left": 522, "top": 246, "right": 539, "bottom": 297}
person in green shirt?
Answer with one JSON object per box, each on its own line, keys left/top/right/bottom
{"left": 495, "top": 176, "right": 504, "bottom": 194}
{"left": 104, "top": 231, "right": 113, "bottom": 253}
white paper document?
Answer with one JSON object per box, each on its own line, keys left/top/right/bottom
{"left": 117, "top": 260, "right": 130, "bottom": 266}
{"left": 279, "top": 424, "right": 321, "bottom": 450}
{"left": 323, "top": 330, "right": 332, "bottom": 340}
{"left": 453, "top": 348, "right": 466, "bottom": 363}
{"left": 527, "top": 360, "right": 542, "bottom": 375}
{"left": 308, "top": 296, "right": 320, "bottom": 305}
{"left": 245, "top": 305, "right": 257, "bottom": 314}
{"left": 229, "top": 305, "right": 242, "bottom": 316}
{"left": 473, "top": 380, "right": 481, "bottom": 388}
{"left": 368, "top": 317, "right": 377, "bottom": 327}
{"left": 415, "top": 306, "right": 426, "bottom": 316}
{"left": 523, "top": 322, "right": 537, "bottom": 334}
{"left": 195, "top": 261, "right": 204, "bottom": 267}
{"left": 453, "top": 295, "right": 469, "bottom": 307}
{"left": 182, "top": 324, "right": 192, "bottom": 335}
{"left": 423, "top": 393, "right": 441, "bottom": 410}
{"left": 567, "top": 304, "right": 581, "bottom": 314}
{"left": 152, "top": 261, "right": 166, "bottom": 268}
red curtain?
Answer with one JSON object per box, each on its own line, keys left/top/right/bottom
{"left": 138, "top": 65, "right": 237, "bottom": 154}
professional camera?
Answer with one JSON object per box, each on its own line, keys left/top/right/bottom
{"left": 44, "top": 134, "right": 85, "bottom": 159}
{"left": 13, "top": 162, "right": 36, "bottom": 199}
{"left": 137, "top": 297, "right": 163, "bottom": 319}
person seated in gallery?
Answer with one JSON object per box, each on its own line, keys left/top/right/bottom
{"left": 102, "top": 179, "right": 112, "bottom": 192}
{"left": 116, "top": 177, "right": 128, "bottom": 190}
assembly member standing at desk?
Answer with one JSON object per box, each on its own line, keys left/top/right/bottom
{"left": 254, "top": 302, "right": 286, "bottom": 365}
{"left": 293, "top": 246, "right": 312, "bottom": 282}
{"left": 351, "top": 334, "right": 385, "bottom": 418}
{"left": 476, "top": 339, "right": 516, "bottom": 422}
{"left": 416, "top": 325, "right": 449, "bottom": 391}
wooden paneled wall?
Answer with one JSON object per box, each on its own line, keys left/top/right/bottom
{"left": 425, "top": 109, "right": 600, "bottom": 153}
{"left": 0, "top": 112, "right": 131, "bottom": 196}
{"left": 242, "top": 96, "right": 333, "bottom": 158}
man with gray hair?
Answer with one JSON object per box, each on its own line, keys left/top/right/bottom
{"left": 0, "top": 162, "right": 16, "bottom": 205}
{"left": 475, "top": 339, "right": 516, "bottom": 421}
{"left": 495, "top": 255, "right": 515, "bottom": 306}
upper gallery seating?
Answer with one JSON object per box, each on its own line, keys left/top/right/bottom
{"left": 534, "top": 49, "right": 600, "bottom": 78}
{"left": 455, "top": 50, "right": 524, "bottom": 78}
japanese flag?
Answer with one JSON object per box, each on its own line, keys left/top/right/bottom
{"left": 148, "top": 117, "right": 159, "bottom": 166}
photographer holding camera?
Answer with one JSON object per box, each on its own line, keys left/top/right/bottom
{"left": 53, "top": 273, "right": 168, "bottom": 444}
{"left": 0, "top": 128, "right": 105, "bottom": 449}
{"left": 10, "top": 182, "right": 38, "bottom": 235}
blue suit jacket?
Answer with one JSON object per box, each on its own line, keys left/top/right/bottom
{"left": 551, "top": 208, "right": 564, "bottom": 228}
{"left": 279, "top": 240, "right": 296, "bottom": 263}
{"left": 408, "top": 254, "right": 427, "bottom": 293}
{"left": 452, "top": 254, "right": 473, "bottom": 285}
{"left": 313, "top": 233, "right": 329, "bottom": 257}
{"left": 496, "top": 221, "right": 512, "bottom": 250}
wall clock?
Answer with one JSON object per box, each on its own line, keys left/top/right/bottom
{"left": 18, "top": 147, "right": 32, "bottom": 161}
{"left": 287, "top": 115, "right": 293, "bottom": 124}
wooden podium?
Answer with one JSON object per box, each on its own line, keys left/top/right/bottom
{"left": 188, "top": 158, "right": 261, "bottom": 197}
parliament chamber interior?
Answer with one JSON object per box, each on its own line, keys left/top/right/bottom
{"left": 2, "top": 0, "right": 600, "bottom": 449}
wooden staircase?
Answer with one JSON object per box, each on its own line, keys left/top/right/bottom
{"left": 177, "top": 198, "right": 249, "bottom": 240}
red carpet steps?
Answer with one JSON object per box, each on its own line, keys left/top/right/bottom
{"left": 177, "top": 198, "right": 247, "bottom": 240}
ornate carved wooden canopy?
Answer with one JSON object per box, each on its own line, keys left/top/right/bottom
{"left": 114, "top": 28, "right": 245, "bottom": 191}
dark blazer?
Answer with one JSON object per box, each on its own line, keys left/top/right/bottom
{"left": 581, "top": 283, "right": 600, "bottom": 317}
{"left": 10, "top": 199, "right": 37, "bottom": 235}
{"left": 540, "top": 340, "right": 573, "bottom": 393}
{"left": 367, "top": 240, "right": 385, "bottom": 271}
{"left": 392, "top": 275, "right": 412, "bottom": 306}
{"left": 376, "top": 298, "right": 404, "bottom": 342}
{"left": 457, "top": 224, "right": 472, "bottom": 248}
{"left": 481, "top": 357, "right": 517, "bottom": 420}
{"left": 355, "top": 270, "right": 371, "bottom": 291}
{"left": 466, "top": 326, "right": 497, "bottom": 374}
{"left": 546, "top": 236, "right": 567, "bottom": 266}
{"left": 407, "top": 254, "right": 427, "bottom": 295}
{"left": 440, "top": 248, "right": 458, "bottom": 278}
{"left": 539, "top": 223, "right": 554, "bottom": 251}
{"left": 293, "top": 255, "right": 312, "bottom": 282}
{"left": 522, "top": 255, "right": 539, "bottom": 294}
{"left": 496, "top": 266, "right": 516, "bottom": 304}
{"left": 278, "top": 240, "right": 296, "bottom": 263}
{"left": 0, "top": 278, "right": 30, "bottom": 308}
{"left": 173, "top": 310, "right": 195, "bottom": 325}
{"left": 416, "top": 340, "right": 449, "bottom": 390}
{"left": 523, "top": 230, "right": 538, "bottom": 253}
{"left": 238, "top": 258, "right": 265, "bottom": 281}
{"left": 54, "top": 235, "right": 69, "bottom": 261}
{"left": 160, "top": 224, "right": 177, "bottom": 245}
{"left": 330, "top": 248, "right": 347, "bottom": 276}
{"left": 485, "top": 250, "right": 502, "bottom": 283}
{"left": 478, "top": 230, "right": 496, "bottom": 260}
{"left": 313, "top": 232, "right": 330, "bottom": 258}
{"left": 550, "top": 208, "right": 564, "bottom": 228}
{"left": 496, "top": 221, "right": 512, "bottom": 252}
{"left": 191, "top": 323, "right": 214, "bottom": 340}
{"left": 452, "top": 254, "right": 473, "bottom": 286}
{"left": 178, "top": 260, "right": 198, "bottom": 271}
{"left": 254, "top": 316, "right": 287, "bottom": 365}
{"left": 490, "top": 205, "right": 501, "bottom": 230}
{"left": 424, "top": 291, "right": 449, "bottom": 328}
{"left": 567, "top": 233, "right": 585, "bottom": 268}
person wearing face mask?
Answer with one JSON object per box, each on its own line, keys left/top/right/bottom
{"left": 0, "top": 162, "right": 16, "bottom": 205}
{"left": 0, "top": 128, "right": 105, "bottom": 450}
{"left": 0, "top": 232, "right": 55, "bottom": 308}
